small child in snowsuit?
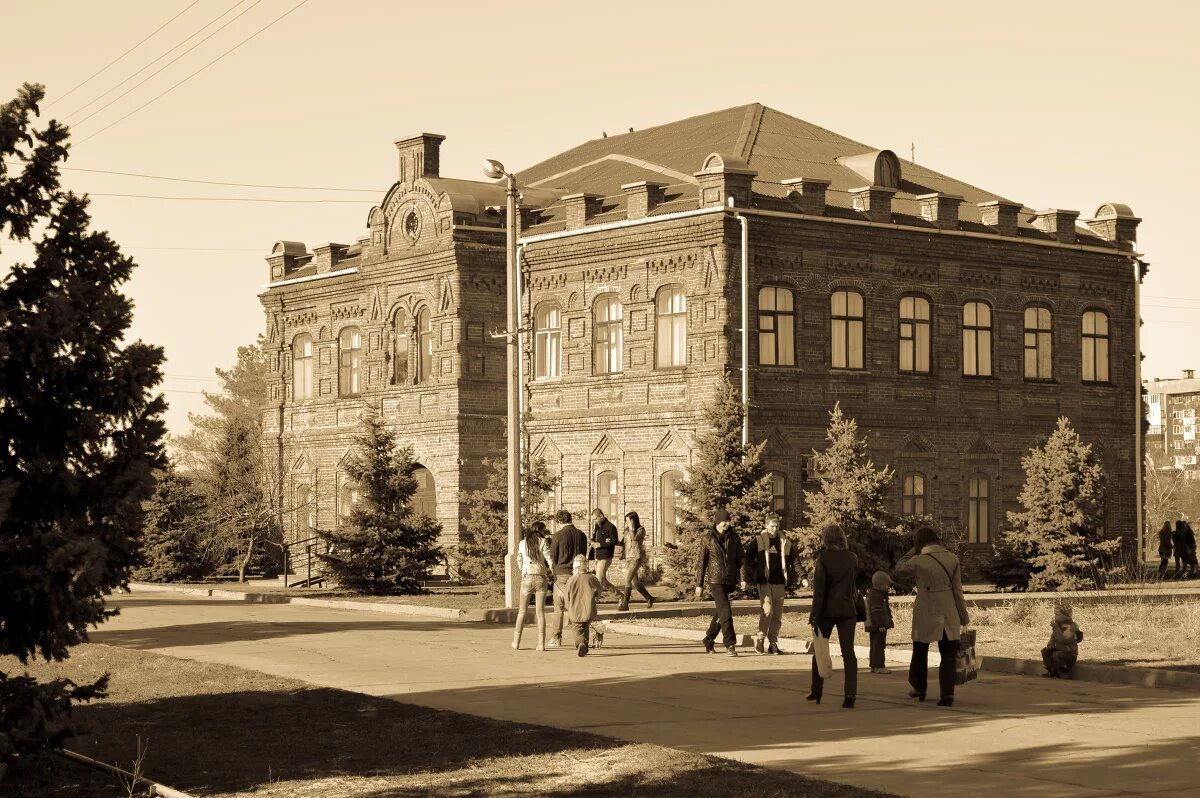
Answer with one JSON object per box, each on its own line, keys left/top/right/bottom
{"left": 566, "top": 554, "right": 603, "bottom": 656}
{"left": 1042, "top": 603, "right": 1084, "bottom": 678}
{"left": 865, "top": 570, "right": 894, "bottom": 674}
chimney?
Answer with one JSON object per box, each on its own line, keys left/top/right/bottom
{"left": 1185, "top": 370, "right": 1196, "bottom": 380}
{"left": 849, "top": 185, "right": 896, "bottom": 224}
{"left": 266, "top": 240, "right": 308, "bottom": 282}
{"left": 978, "top": 199, "right": 1022, "bottom": 237}
{"left": 311, "top": 243, "right": 350, "bottom": 275}
{"left": 781, "top": 178, "right": 829, "bottom": 215}
{"left": 1086, "top": 203, "right": 1141, "bottom": 249}
{"left": 694, "top": 152, "right": 756, "bottom": 209}
{"left": 916, "top": 192, "right": 964, "bottom": 229}
{"left": 1033, "top": 209, "right": 1080, "bottom": 244}
{"left": 621, "top": 180, "right": 667, "bottom": 220}
{"left": 395, "top": 133, "right": 445, "bottom": 183}
{"left": 562, "top": 193, "right": 603, "bottom": 230}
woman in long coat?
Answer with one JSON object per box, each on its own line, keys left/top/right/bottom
{"left": 892, "top": 525, "right": 970, "bottom": 707}
{"left": 807, "top": 524, "right": 859, "bottom": 708}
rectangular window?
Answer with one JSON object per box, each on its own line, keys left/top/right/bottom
{"left": 968, "top": 476, "right": 990, "bottom": 543}
{"left": 962, "top": 302, "right": 992, "bottom": 377}
{"left": 759, "top": 286, "right": 795, "bottom": 366}
{"left": 831, "top": 290, "right": 864, "bottom": 370}
{"left": 1023, "top": 306, "right": 1053, "bottom": 380}
{"left": 656, "top": 286, "right": 687, "bottom": 368}
{"left": 899, "top": 296, "right": 931, "bottom": 373}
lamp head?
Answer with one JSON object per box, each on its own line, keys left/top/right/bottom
{"left": 482, "top": 159, "right": 506, "bottom": 180}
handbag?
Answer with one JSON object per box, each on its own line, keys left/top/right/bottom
{"left": 955, "top": 627, "right": 979, "bottom": 685}
{"left": 811, "top": 627, "right": 834, "bottom": 679}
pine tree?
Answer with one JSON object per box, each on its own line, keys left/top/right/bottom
{"left": 134, "top": 467, "right": 207, "bottom": 583}
{"left": 662, "top": 374, "right": 773, "bottom": 595}
{"left": 991, "top": 416, "right": 1114, "bottom": 591}
{"left": 797, "top": 404, "right": 908, "bottom": 586}
{"left": 319, "top": 416, "right": 443, "bottom": 594}
{"left": 457, "top": 456, "right": 557, "bottom": 592}
{"left": 0, "top": 83, "right": 166, "bottom": 775}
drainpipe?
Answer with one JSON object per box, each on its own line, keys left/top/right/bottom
{"left": 729, "top": 200, "right": 750, "bottom": 446}
{"left": 1133, "top": 256, "right": 1145, "bottom": 560}
{"left": 516, "top": 242, "right": 528, "bottom": 490}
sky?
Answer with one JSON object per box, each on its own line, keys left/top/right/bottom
{"left": 1, "top": 0, "right": 1197, "bottom": 436}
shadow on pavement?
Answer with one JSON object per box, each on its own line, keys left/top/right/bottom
{"left": 91, "top": 617, "right": 494, "bottom": 649}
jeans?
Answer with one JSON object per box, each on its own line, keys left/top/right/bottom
{"left": 594, "top": 558, "right": 620, "bottom": 595}
{"left": 622, "top": 558, "right": 653, "bottom": 606}
{"left": 910, "top": 632, "right": 958, "bottom": 699}
{"left": 551, "top": 573, "right": 569, "bottom": 639}
{"left": 703, "top": 583, "right": 737, "bottom": 647}
{"left": 869, "top": 629, "right": 888, "bottom": 669}
{"left": 757, "top": 583, "right": 786, "bottom": 643}
{"left": 572, "top": 621, "right": 590, "bottom": 650}
{"left": 1159, "top": 555, "right": 1171, "bottom": 579}
{"left": 810, "top": 616, "right": 857, "bottom": 697}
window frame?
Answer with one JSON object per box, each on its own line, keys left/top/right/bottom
{"left": 659, "top": 470, "right": 684, "bottom": 548}
{"left": 967, "top": 474, "right": 991, "bottom": 544}
{"left": 534, "top": 301, "right": 563, "bottom": 380}
{"left": 292, "top": 333, "right": 314, "bottom": 400}
{"left": 593, "top": 293, "right": 624, "bottom": 376}
{"left": 1023, "top": 304, "right": 1054, "bottom": 381}
{"left": 898, "top": 294, "right": 932, "bottom": 374}
{"left": 830, "top": 289, "right": 865, "bottom": 370}
{"left": 1081, "top": 309, "right": 1111, "bottom": 384}
{"left": 901, "top": 471, "right": 926, "bottom": 516}
{"left": 655, "top": 284, "right": 688, "bottom": 369}
{"left": 962, "top": 300, "right": 994, "bottom": 378}
{"left": 769, "top": 470, "right": 787, "bottom": 521}
{"left": 392, "top": 309, "right": 410, "bottom": 385}
{"left": 412, "top": 465, "right": 436, "bottom": 519}
{"left": 758, "top": 285, "right": 796, "bottom": 367}
{"left": 595, "top": 470, "right": 619, "bottom": 519}
{"left": 338, "top": 326, "right": 363, "bottom": 397}
{"left": 415, "top": 307, "right": 432, "bottom": 384}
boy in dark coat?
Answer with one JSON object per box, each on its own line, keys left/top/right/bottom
{"left": 865, "top": 570, "right": 894, "bottom": 674}
{"left": 566, "top": 555, "right": 603, "bottom": 656}
{"left": 1042, "top": 603, "right": 1084, "bottom": 678}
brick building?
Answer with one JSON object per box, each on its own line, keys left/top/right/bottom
{"left": 259, "top": 104, "right": 1145, "bottom": 574}
{"left": 1146, "top": 371, "right": 1200, "bottom": 475}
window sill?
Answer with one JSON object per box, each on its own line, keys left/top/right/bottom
{"left": 1022, "top": 378, "right": 1059, "bottom": 385}
{"left": 896, "top": 370, "right": 934, "bottom": 378}
{"left": 1082, "top": 380, "right": 1115, "bottom": 388}
{"left": 654, "top": 365, "right": 689, "bottom": 373}
{"left": 828, "top": 368, "right": 870, "bottom": 376}
{"left": 961, "top": 374, "right": 998, "bottom": 381}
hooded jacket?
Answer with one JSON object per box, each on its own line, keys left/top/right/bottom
{"left": 694, "top": 527, "right": 744, "bottom": 589}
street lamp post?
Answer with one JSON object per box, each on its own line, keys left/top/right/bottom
{"left": 484, "top": 158, "right": 523, "bottom": 609}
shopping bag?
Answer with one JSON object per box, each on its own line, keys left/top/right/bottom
{"left": 811, "top": 628, "right": 833, "bottom": 679}
{"left": 956, "top": 627, "right": 979, "bottom": 685}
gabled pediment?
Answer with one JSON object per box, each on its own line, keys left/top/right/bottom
{"left": 966, "top": 435, "right": 998, "bottom": 456}
{"left": 654, "top": 427, "right": 692, "bottom": 453}
{"left": 591, "top": 433, "right": 624, "bottom": 457}
{"left": 766, "top": 426, "right": 796, "bottom": 455}
{"left": 532, "top": 435, "right": 562, "bottom": 461}
{"left": 291, "top": 450, "right": 314, "bottom": 474}
{"left": 898, "top": 433, "right": 935, "bottom": 454}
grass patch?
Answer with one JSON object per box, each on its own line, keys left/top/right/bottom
{"left": 3, "top": 644, "right": 892, "bottom": 797}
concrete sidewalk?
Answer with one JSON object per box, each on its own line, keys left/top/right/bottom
{"left": 91, "top": 590, "right": 1200, "bottom": 798}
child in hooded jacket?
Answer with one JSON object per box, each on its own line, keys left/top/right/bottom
{"left": 865, "top": 570, "right": 894, "bottom": 674}
{"left": 1041, "top": 603, "right": 1084, "bottom": 678}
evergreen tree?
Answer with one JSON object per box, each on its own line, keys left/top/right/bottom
{"left": 662, "top": 375, "right": 773, "bottom": 595}
{"left": 319, "top": 416, "right": 443, "bottom": 594}
{"left": 0, "top": 83, "right": 165, "bottom": 775}
{"left": 134, "top": 467, "right": 207, "bottom": 583}
{"left": 991, "top": 416, "right": 1114, "bottom": 591}
{"left": 796, "top": 404, "right": 908, "bottom": 586}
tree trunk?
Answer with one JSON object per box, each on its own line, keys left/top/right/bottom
{"left": 238, "top": 535, "right": 256, "bottom": 583}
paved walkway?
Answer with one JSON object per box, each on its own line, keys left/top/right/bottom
{"left": 94, "top": 591, "right": 1200, "bottom": 798}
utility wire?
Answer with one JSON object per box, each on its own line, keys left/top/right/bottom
{"left": 69, "top": 0, "right": 265, "bottom": 126}
{"left": 49, "top": 0, "right": 204, "bottom": 108}
{"left": 88, "top": 192, "right": 369, "bottom": 204}
{"left": 60, "top": 166, "right": 376, "bottom": 192}
{"left": 75, "top": 0, "right": 314, "bottom": 145}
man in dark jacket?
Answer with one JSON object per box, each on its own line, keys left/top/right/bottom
{"left": 1173, "top": 520, "right": 1191, "bottom": 579}
{"left": 548, "top": 510, "right": 588, "bottom": 648}
{"left": 1180, "top": 519, "right": 1198, "bottom": 579}
{"left": 742, "top": 512, "right": 796, "bottom": 654}
{"left": 694, "top": 509, "right": 746, "bottom": 656}
{"left": 590, "top": 509, "right": 621, "bottom": 598}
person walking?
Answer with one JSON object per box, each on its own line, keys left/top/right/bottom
{"left": 694, "top": 509, "right": 745, "bottom": 657}
{"left": 892, "top": 525, "right": 971, "bottom": 707}
{"left": 865, "top": 570, "right": 895, "bottom": 674}
{"left": 512, "top": 521, "right": 554, "bottom": 651}
{"left": 1157, "top": 522, "right": 1174, "bottom": 581}
{"left": 618, "top": 511, "right": 655, "bottom": 611}
{"left": 589, "top": 508, "right": 621, "bottom": 598}
{"left": 566, "top": 555, "right": 603, "bottom": 656}
{"left": 807, "top": 524, "right": 860, "bottom": 708}
{"left": 548, "top": 510, "right": 588, "bottom": 648}
{"left": 1180, "top": 518, "right": 1198, "bottom": 579}
{"left": 742, "top": 512, "right": 796, "bottom": 654}
{"left": 1173, "top": 520, "right": 1190, "bottom": 579}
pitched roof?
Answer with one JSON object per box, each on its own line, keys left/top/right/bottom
{"left": 515, "top": 103, "right": 1108, "bottom": 244}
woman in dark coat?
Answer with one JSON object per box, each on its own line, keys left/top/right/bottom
{"left": 1158, "top": 522, "right": 1174, "bottom": 580}
{"left": 1173, "top": 521, "right": 1190, "bottom": 579}
{"left": 807, "top": 524, "right": 859, "bottom": 708}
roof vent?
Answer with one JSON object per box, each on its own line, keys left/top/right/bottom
{"left": 562, "top": 193, "right": 603, "bottom": 230}
{"left": 1186, "top": 369, "right": 1196, "bottom": 380}
{"left": 978, "top": 200, "right": 1022, "bottom": 237}
{"left": 1087, "top": 202, "right": 1141, "bottom": 249}
{"left": 266, "top": 241, "right": 309, "bottom": 282}
{"left": 1033, "top": 209, "right": 1080, "bottom": 244}
{"left": 780, "top": 178, "right": 829, "bottom": 215}
{"left": 837, "top": 150, "right": 902, "bottom": 189}
{"left": 694, "top": 152, "right": 756, "bottom": 209}
{"left": 916, "top": 193, "right": 963, "bottom": 229}
{"left": 849, "top": 185, "right": 896, "bottom": 224}
{"left": 621, "top": 181, "right": 667, "bottom": 220}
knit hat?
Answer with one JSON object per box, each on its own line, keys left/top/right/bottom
{"left": 572, "top": 554, "right": 588, "bottom": 570}
{"left": 713, "top": 509, "right": 731, "bottom": 524}
{"left": 1054, "top": 602, "right": 1073, "bottom": 620}
{"left": 871, "top": 570, "right": 893, "bottom": 590}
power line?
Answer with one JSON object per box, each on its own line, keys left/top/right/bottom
{"left": 88, "top": 192, "right": 369, "bottom": 204}
{"left": 49, "top": 0, "right": 204, "bottom": 108}
{"left": 75, "top": 0, "right": 314, "bottom": 145}
{"left": 69, "top": 0, "right": 265, "bottom": 127}
{"left": 59, "top": 166, "right": 377, "bottom": 192}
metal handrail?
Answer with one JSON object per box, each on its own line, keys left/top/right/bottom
{"left": 280, "top": 534, "right": 326, "bottom": 588}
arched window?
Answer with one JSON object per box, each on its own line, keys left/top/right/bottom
{"left": 1023, "top": 305, "right": 1053, "bottom": 380}
{"left": 392, "top": 309, "right": 410, "bottom": 384}
{"left": 967, "top": 475, "right": 990, "bottom": 543}
{"left": 293, "top": 483, "right": 315, "bottom": 540}
{"left": 339, "top": 481, "right": 360, "bottom": 521}
{"left": 412, "top": 466, "right": 436, "bottom": 519}
{"left": 759, "top": 286, "right": 795, "bottom": 366}
{"left": 656, "top": 285, "right": 687, "bottom": 368}
{"left": 902, "top": 472, "right": 926, "bottom": 516}
{"left": 292, "top": 333, "right": 313, "bottom": 400}
{"left": 770, "top": 471, "right": 787, "bottom": 520}
{"left": 898, "top": 295, "right": 931, "bottom": 373}
{"left": 831, "top": 290, "right": 865, "bottom": 369}
{"left": 962, "top": 301, "right": 993, "bottom": 377}
{"left": 593, "top": 293, "right": 623, "bottom": 375}
{"left": 660, "top": 470, "right": 683, "bottom": 547}
{"left": 595, "top": 470, "right": 618, "bottom": 519}
{"left": 534, "top": 302, "right": 562, "bottom": 380}
{"left": 1082, "top": 310, "right": 1110, "bottom": 383}
{"left": 416, "top": 308, "right": 432, "bottom": 383}
{"left": 338, "top": 327, "right": 362, "bottom": 396}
